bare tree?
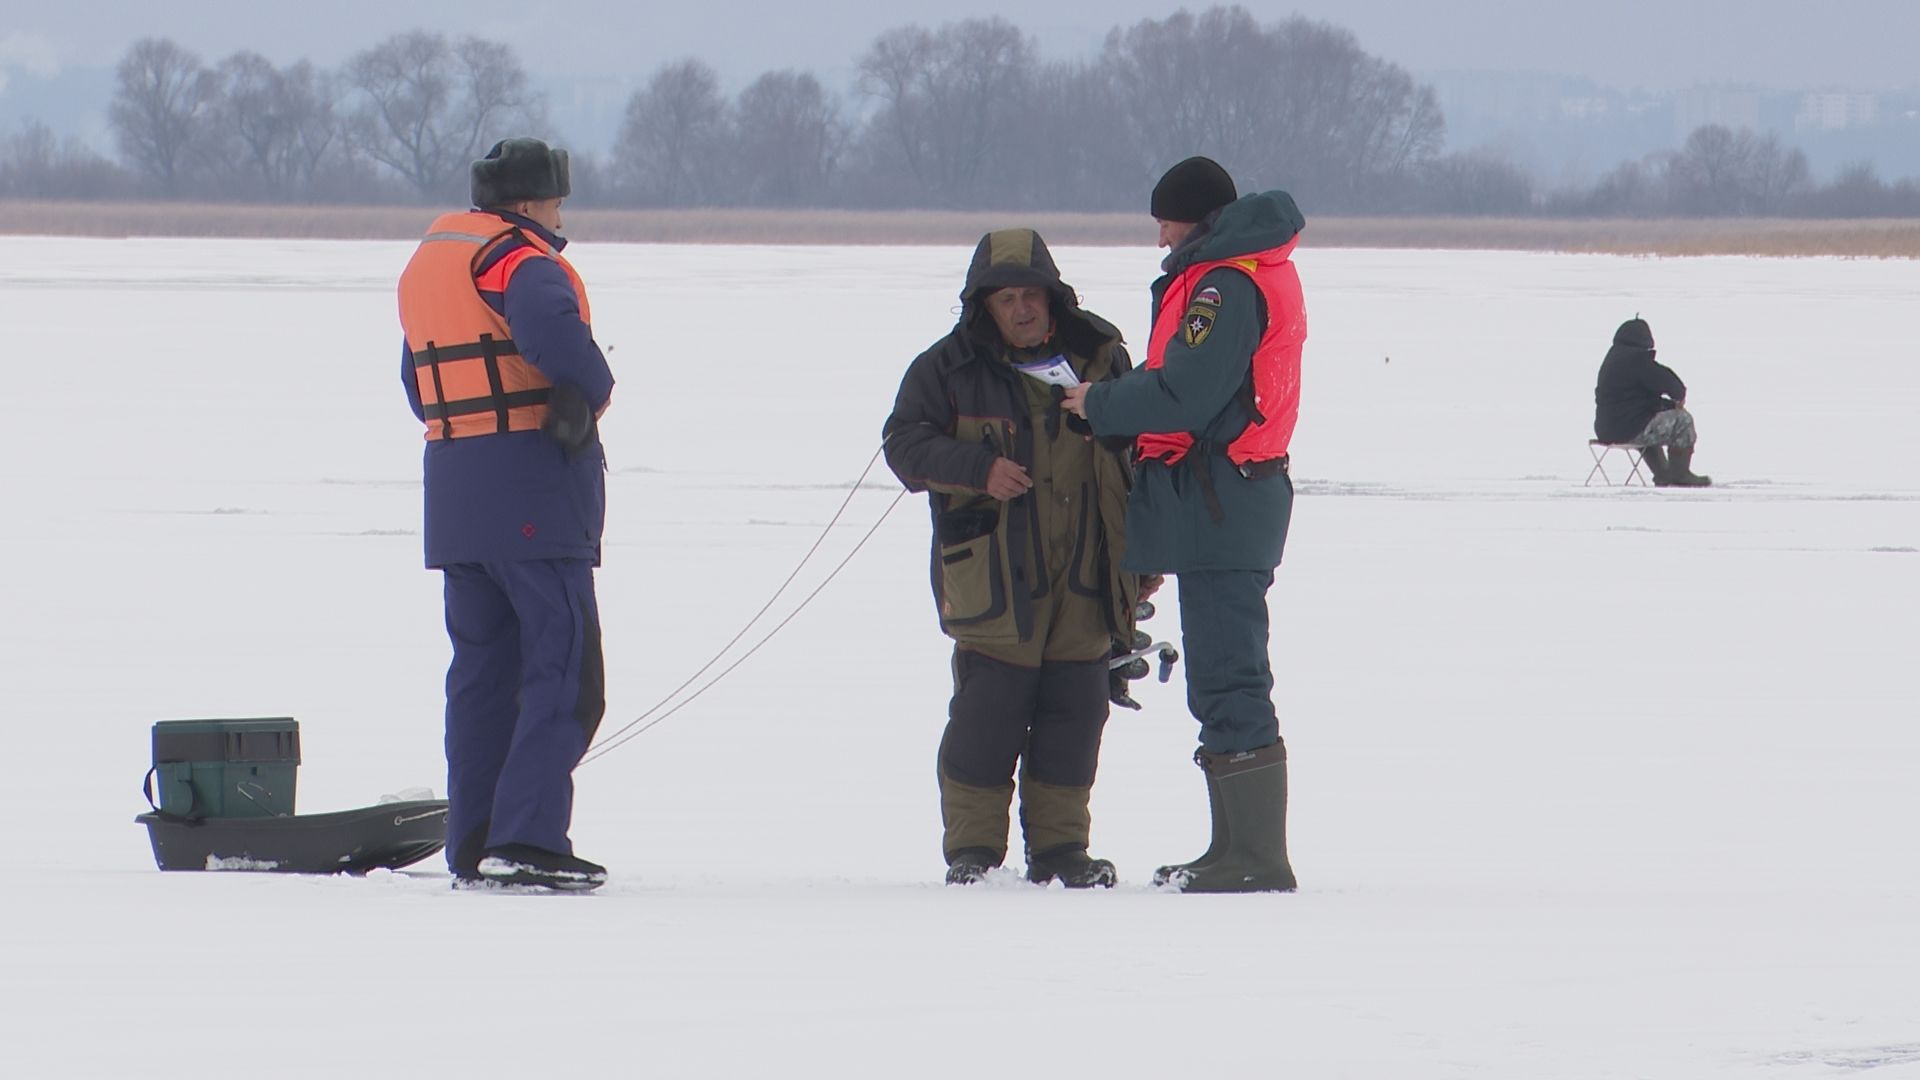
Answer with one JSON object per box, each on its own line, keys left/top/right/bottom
{"left": 1404, "top": 153, "right": 1534, "bottom": 215}
{"left": 1099, "top": 8, "right": 1445, "bottom": 210}
{"left": 856, "top": 18, "right": 1035, "bottom": 207}
{"left": 731, "top": 70, "right": 843, "bottom": 206}
{"left": 206, "top": 53, "right": 340, "bottom": 200}
{"left": 0, "top": 120, "right": 131, "bottom": 199}
{"left": 282, "top": 64, "right": 346, "bottom": 198}
{"left": 612, "top": 58, "right": 729, "bottom": 206}
{"left": 1745, "top": 136, "right": 1811, "bottom": 215}
{"left": 108, "top": 38, "right": 217, "bottom": 195}
{"left": 1102, "top": 9, "right": 1281, "bottom": 185}
{"left": 343, "top": 31, "right": 544, "bottom": 199}
{"left": 1545, "top": 157, "right": 1665, "bottom": 217}
{"left": 1011, "top": 59, "right": 1135, "bottom": 210}
{"left": 1668, "top": 125, "right": 1809, "bottom": 215}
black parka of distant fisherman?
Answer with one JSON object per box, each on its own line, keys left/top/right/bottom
{"left": 1594, "top": 317, "right": 1712, "bottom": 486}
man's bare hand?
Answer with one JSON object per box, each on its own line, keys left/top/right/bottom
{"left": 1061, "top": 382, "right": 1091, "bottom": 419}
{"left": 1138, "top": 574, "right": 1164, "bottom": 602}
{"left": 985, "top": 458, "right": 1033, "bottom": 500}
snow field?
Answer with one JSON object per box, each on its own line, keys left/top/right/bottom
{"left": 0, "top": 237, "right": 1915, "bottom": 1078}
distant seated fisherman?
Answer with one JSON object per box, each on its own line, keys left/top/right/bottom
{"left": 1594, "top": 317, "right": 1711, "bottom": 487}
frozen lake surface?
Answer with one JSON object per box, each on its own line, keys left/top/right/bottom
{"left": 1, "top": 237, "right": 1915, "bottom": 1078}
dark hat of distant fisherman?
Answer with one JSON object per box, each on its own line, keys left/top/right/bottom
{"left": 471, "top": 137, "right": 571, "bottom": 208}
{"left": 1614, "top": 317, "right": 1654, "bottom": 349}
{"left": 1151, "top": 156, "right": 1237, "bottom": 223}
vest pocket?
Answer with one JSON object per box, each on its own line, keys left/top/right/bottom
{"left": 937, "top": 528, "right": 1015, "bottom": 642}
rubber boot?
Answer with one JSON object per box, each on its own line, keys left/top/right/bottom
{"left": 1666, "top": 445, "right": 1712, "bottom": 487}
{"left": 1161, "top": 741, "right": 1297, "bottom": 893}
{"left": 940, "top": 769, "right": 1012, "bottom": 884}
{"left": 1152, "top": 750, "right": 1228, "bottom": 886}
{"left": 1018, "top": 773, "right": 1115, "bottom": 888}
{"left": 1637, "top": 444, "right": 1670, "bottom": 486}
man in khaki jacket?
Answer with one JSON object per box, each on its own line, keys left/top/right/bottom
{"left": 883, "top": 229, "right": 1146, "bottom": 887}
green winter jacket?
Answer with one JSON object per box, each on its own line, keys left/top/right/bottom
{"left": 1085, "top": 191, "right": 1306, "bottom": 573}
{"left": 883, "top": 230, "right": 1141, "bottom": 654}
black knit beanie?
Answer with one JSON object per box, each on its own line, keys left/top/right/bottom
{"left": 471, "top": 138, "right": 571, "bottom": 208}
{"left": 1151, "top": 156, "right": 1237, "bottom": 223}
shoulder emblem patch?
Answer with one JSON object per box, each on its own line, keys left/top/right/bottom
{"left": 1195, "top": 286, "right": 1223, "bottom": 307}
{"left": 1183, "top": 305, "right": 1215, "bottom": 348}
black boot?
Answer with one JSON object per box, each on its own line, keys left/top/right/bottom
{"left": 1666, "top": 446, "right": 1711, "bottom": 487}
{"left": 1153, "top": 750, "right": 1228, "bottom": 886}
{"left": 1638, "top": 444, "right": 1671, "bottom": 486}
{"left": 1160, "top": 742, "right": 1297, "bottom": 894}
{"left": 476, "top": 844, "right": 607, "bottom": 891}
{"left": 1026, "top": 844, "right": 1117, "bottom": 888}
{"left": 944, "top": 846, "right": 1002, "bottom": 885}
{"left": 1015, "top": 773, "right": 1116, "bottom": 888}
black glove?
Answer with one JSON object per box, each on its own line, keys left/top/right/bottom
{"left": 1108, "top": 632, "right": 1150, "bottom": 710}
{"left": 542, "top": 382, "right": 595, "bottom": 453}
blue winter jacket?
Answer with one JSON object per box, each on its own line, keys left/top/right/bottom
{"left": 400, "top": 212, "right": 616, "bottom": 567}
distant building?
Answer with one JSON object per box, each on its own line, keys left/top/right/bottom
{"left": 1559, "top": 96, "right": 1611, "bottom": 121}
{"left": 1794, "top": 92, "right": 1880, "bottom": 132}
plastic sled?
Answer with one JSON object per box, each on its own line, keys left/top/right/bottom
{"left": 135, "top": 799, "right": 449, "bottom": 874}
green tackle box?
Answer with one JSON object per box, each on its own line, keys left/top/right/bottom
{"left": 147, "top": 718, "right": 301, "bottom": 819}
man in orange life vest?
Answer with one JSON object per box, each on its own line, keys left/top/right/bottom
{"left": 397, "top": 137, "right": 615, "bottom": 891}
{"left": 1063, "top": 156, "right": 1304, "bottom": 893}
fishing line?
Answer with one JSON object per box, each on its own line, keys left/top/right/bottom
{"left": 581, "top": 447, "right": 903, "bottom": 764}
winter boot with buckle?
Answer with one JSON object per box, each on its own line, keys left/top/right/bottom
{"left": 1159, "top": 741, "right": 1297, "bottom": 894}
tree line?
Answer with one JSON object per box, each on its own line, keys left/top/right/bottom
{"left": 4, "top": 8, "right": 1919, "bottom": 218}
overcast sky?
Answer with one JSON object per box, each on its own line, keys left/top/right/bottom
{"left": 4, "top": 0, "right": 1918, "bottom": 93}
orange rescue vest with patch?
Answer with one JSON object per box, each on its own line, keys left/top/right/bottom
{"left": 1136, "top": 238, "right": 1305, "bottom": 466}
{"left": 397, "top": 211, "right": 593, "bottom": 441}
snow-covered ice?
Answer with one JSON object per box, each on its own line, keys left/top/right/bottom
{"left": 1, "top": 236, "right": 1915, "bottom": 1078}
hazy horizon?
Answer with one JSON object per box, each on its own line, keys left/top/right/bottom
{"left": 5, "top": 1, "right": 1919, "bottom": 95}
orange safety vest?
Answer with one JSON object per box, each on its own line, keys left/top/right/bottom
{"left": 1136, "top": 236, "right": 1305, "bottom": 466}
{"left": 397, "top": 211, "right": 594, "bottom": 441}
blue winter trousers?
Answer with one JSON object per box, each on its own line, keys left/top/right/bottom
{"left": 441, "top": 559, "right": 604, "bottom": 874}
{"left": 1175, "top": 569, "right": 1279, "bottom": 754}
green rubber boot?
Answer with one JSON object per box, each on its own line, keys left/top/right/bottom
{"left": 1161, "top": 741, "right": 1297, "bottom": 894}
{"left": 1153, "top": 749, "right": 1228, "bottom": 886}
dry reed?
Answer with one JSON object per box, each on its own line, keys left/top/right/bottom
{"left": 4, "top": 199, "right": 1919, "bottom": 257}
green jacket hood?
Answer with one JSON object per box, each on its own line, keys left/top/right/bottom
{"left": 1165, "top": 189, "right": 1306, "bottom": 272}
{"left": 960, "top": 228, "right": 1077, "bottom": 308}
{"left": 958, "top": 228, "right": 1099, "bottom": 351}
